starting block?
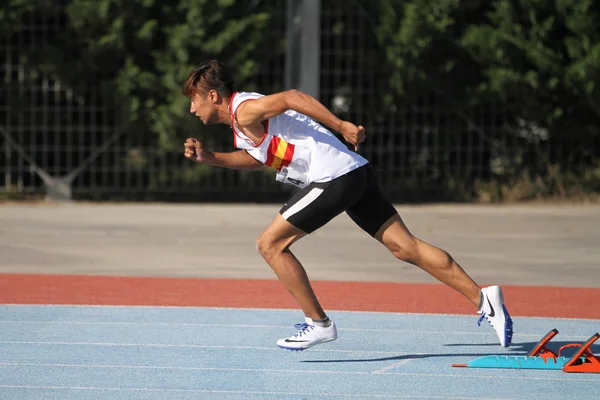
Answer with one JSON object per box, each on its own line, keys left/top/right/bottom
{"left": 452, "top": 329, "right": 600, "bottom": 373}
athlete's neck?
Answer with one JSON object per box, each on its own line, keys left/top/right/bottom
{"left": 221, "top": 96, "right": 233, "bottom": 126}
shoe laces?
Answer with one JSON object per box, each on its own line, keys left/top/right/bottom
{"left": 293, "top": 323, "right": 314, "bottom": 338}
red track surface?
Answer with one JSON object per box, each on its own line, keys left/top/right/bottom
{"left": 1, "top": 273, "right": 599, "bottom": 319}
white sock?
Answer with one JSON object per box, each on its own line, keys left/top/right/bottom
{"left": 312, "top": 317, "right": 332, "bottom": 327}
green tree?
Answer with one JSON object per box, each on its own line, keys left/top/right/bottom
{"left": 372, "top": 0, "right": 600, "bottom": 199}
{"left": 460, "top": 0, "right": 600, "bottom": 137}
{"left": 2, "top": 0, "right": 282, "bottom": 197}
{"left": 3, "top": 0, "right": 274, "bottom": 150}
{"left": 53, "top": 0, "right": 272, "bottom": 150}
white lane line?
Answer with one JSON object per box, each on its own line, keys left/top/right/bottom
{"left": 0, "top": 321, "right": 579, "bottom": 338}
{"left": 1, "top": 304, "right": 596, "bottom": 321}
{"left": 0, "top": 362, "right": 597, "bottom": 382}
{"left": 371, "top": 359, "right": 412, "bottom": 374}
{"left": 0, "top": 362, "right": 366, "bottom": 375}
{"left": 0, "top": 385, "right": 512, "bottom": 399}
{"left": 0, "top": 340, "right": 412, "bottom": 355}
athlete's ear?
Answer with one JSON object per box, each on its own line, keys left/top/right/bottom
{"left": 209, "top": 89, "right": 219, "bottom": 104}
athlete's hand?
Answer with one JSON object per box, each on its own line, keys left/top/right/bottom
{"left": 338, "top": 121, "right": 366, "bottom": 151}
{"left": 184, "top": 138, "right": 208, "bottom": 162}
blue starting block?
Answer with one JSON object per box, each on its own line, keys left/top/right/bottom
{"left": 452, "top": 329, "right": 600, "bottom": 373}
{"left": 462, "top": 354, "right": 569, "bottom": 370}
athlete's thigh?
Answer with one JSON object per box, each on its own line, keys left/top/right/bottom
{"left": 345, "top": 164, "right": 398, "bottom": 237}
{"left": 279, "top": 167, "right": 367, "bottom": 235}
{"left": 259, "top": 212, "right": 308, "bottom": 249}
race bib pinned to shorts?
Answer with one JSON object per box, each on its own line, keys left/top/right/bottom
{"left": 276, "top": 166, "right": 308, "bottom": 188}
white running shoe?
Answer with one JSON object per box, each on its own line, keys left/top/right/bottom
{"left": 478, "top": 285, "right": 513, "bottom": 347}
{"left": 277, "top": 317, "right": 338, "bottom": 351}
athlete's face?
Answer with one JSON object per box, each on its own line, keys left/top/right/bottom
{"left": 189, "top": 90, "right": 220, "bottom": 125}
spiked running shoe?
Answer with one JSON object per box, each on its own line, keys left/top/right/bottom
{"left": 277, "top": 317, "right": 338, "bottom": 351}
{"left": 478, "top": 285, "right": 513, "bottom": 347}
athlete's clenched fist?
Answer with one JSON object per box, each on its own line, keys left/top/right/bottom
{"left": 184, "top": 138, "right": 206, "bottom": 162}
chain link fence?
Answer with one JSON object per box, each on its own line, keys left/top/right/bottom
{"left": 2, "top": 1, "right": 598, "bottom": 202}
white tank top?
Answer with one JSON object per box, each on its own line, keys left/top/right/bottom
{"left": 229, "top": 91, "right": 368, "bottom": 188}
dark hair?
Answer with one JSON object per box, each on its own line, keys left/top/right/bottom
{"left": 182, "top": 60, "right": 234, "bottom": 98}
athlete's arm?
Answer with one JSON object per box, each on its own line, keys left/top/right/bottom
{"left": 235, "top": 90, "right": 340, "bottom": 130}
{"left": 184, "top": 138, "right": 263, "bottom": 170}
{"left": 201, "top": 150, "right": 264, "bottom": 170}
{"left": 235, "top": 90, "right": 366, "bottom": 150}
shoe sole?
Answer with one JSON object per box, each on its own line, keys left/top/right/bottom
{"left": 277, "top": 337, "right": 338, "bottom": 351}
{"left": 502, "top": 304, "right": 513, "bottom": 347}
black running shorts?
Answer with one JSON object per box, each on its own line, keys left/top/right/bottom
{"left": 279, "top": 163, "right": 398, "bottom": 237}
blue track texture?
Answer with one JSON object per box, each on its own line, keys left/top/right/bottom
{"left": 0, "top": 305, "right": 598, "bottom": 399}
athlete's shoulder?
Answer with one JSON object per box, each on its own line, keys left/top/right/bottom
{"left": 231, "top": 91, "right": 264, "bottom": 107}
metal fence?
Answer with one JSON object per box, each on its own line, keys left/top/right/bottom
{"left": 1, "top": 1, "right": 598, "bottom": 203}
{"left": 1, "top": 6, "right": 116, "bottom": 200}
{"left": 0, "top": 1, "right": 289, "bottom": 202}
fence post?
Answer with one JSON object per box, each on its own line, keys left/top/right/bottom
{"left": 285, "top": 0, "right": 321, "bottom": 99}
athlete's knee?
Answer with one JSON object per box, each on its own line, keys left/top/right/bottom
{"left": 255, "top": 235, "right": 271, "bottom": 259}
{"left": 386, "top": 236, "right": 419, "bottom": 264}
{"left": 255, "top": 234, "right": 283, "bottom": 260}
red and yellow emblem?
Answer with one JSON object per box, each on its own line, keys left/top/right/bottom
{"left": 265, "top": 137, "right": 295, "bottom": 171}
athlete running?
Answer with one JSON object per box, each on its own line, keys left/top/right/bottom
{"left": 182, "top": 60, "right": 513, "bottom": 350}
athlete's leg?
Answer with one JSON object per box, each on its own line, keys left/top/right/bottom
{"left": 347, "top": 164, "right": 512, "bottom": 346}
{"left": 371, "top": 212, "right": 512, "bottom": 347}
{"left": 260, "top": 212, "right": 341, "bottom": 351}
{"left": 256, "top": 166, "right": 368, "bottom": 322}
{"left": 255, "top": 214, "right": 326, "bottom": 320}
{"left": 374, "top": 214, "right": 481, "bottom": 307}
{"left": 346, "top": 165, "right": 481, "bottom": 307}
